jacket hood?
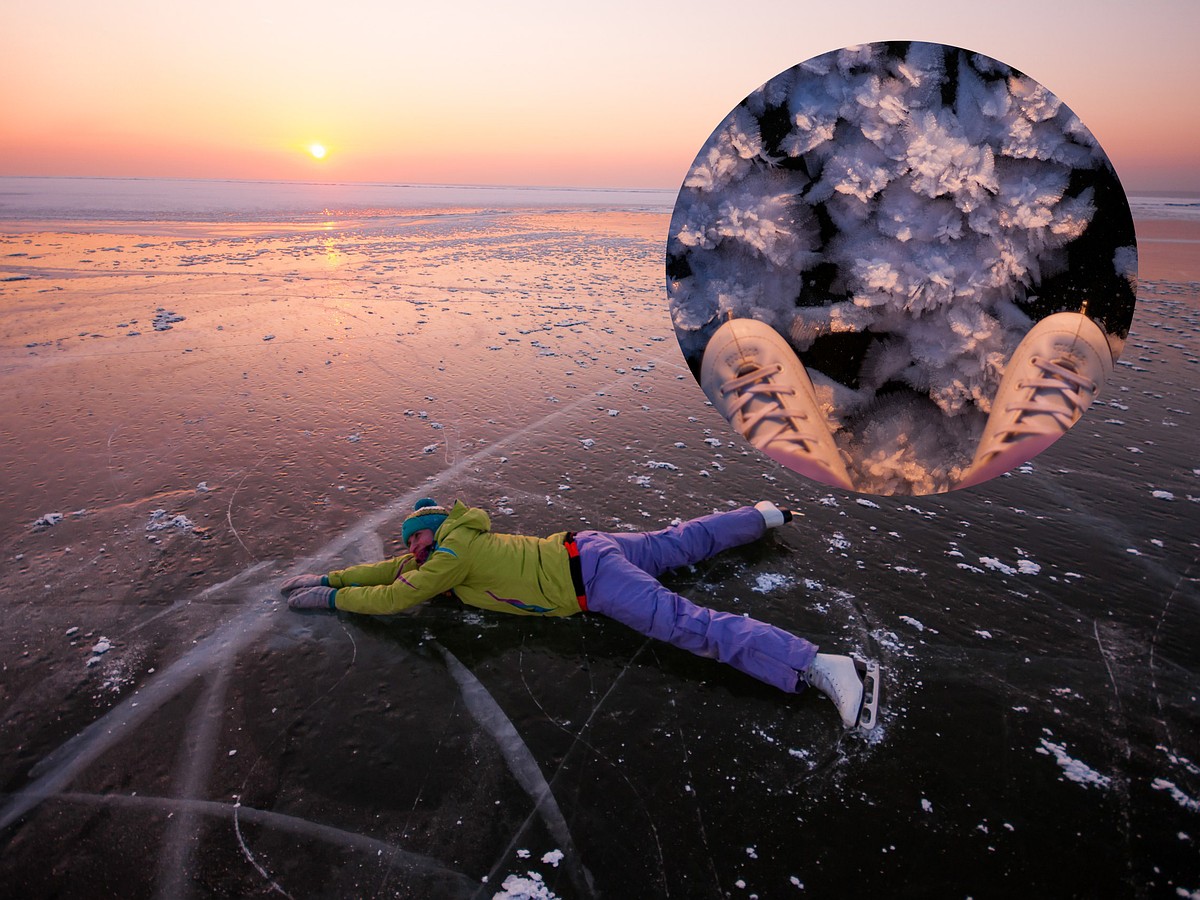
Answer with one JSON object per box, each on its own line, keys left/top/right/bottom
{"left": 436, "top": 501, "right": 490, "bottom": 542}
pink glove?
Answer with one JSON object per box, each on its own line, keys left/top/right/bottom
{"left": 279, "top": 574, "right": 325, "bottom": 597}
{"left": 287, "top": 586, "right": 337, "bottom": 610}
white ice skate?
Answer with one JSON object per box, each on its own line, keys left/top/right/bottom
{"left": 755, "top": 500, "right": 794, "bottom": 528}
{"left": 958, "top": 312, "right": 1113, "bottom": 490}
{"left": 701, "top": 317, "right": 855, "bottom": 491}
{"left": 803, "top": 653, "right": 880, "bottom": 731}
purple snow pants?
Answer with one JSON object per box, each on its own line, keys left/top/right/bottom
{"left": 574, "top": 507, "right": 818, "bottom": 693}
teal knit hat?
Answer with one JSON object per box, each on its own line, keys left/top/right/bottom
{"left": 402, "top": 498, "right": 449, "bottom": 544}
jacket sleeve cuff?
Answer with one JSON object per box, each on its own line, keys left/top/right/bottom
{"left": 328, "top": 588, "right": 338, "bottom": 610}
{"left": 321, "top": 575, "right": 331, "bottom": 587}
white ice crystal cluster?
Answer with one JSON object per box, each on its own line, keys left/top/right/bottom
{"left": 668, "top": 42, "right": 1133, "bottom": 494}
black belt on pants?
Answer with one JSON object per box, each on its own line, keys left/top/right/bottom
{"left": 563, "top": 532, "right": 588, "bottom": 611}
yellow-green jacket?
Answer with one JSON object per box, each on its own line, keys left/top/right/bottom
{"left": 327, "top": 501, "right": 582, "bottom": 617}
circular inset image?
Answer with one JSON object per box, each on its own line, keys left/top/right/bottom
{"left": 667, "top": 41, "right": 1137, "bottom": 496}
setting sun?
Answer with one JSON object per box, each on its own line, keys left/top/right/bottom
{"left": 308, "top": 143, "right": 327, "bottom": 160}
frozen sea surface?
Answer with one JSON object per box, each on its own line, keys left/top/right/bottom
{"left": 0, "top": 192, "right": 1197, "bottom": 898}
{"left": 0, "top": 176, "right": 676, "bottom": 223}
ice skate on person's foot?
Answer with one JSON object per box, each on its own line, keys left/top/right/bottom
{"left": 959, "top": 312, "right": 1113, "bottom": 490}
{"left": 755, "top": 500, "right": 793, "bottom": 528}
{"left": 701, "top": 317, "right": 854, "bottom": 490}
{"left": 803, "top": 653, "right": 881, "bottom": 730}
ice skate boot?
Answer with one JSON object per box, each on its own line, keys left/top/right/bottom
{"left": 754, "top": 500, "right": 793, "bottom": 528}
{"left": 959, "top": 312, "right": 1113, "bottom": 490}
{"left": 803, "top": 653, "right": 880, "bottom": 730}
{"left": 701, "top": 317, "right": 854, "bottom": 491}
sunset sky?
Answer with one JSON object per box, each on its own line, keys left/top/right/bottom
{"left": 2, "top": 0, "right": 1197, "bottom": 192}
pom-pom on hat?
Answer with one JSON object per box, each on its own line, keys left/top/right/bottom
{"left": 402, "top": 498, "right": 450, "bottom": 544}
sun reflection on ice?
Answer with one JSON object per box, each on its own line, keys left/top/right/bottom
{"left": 322, "top": 236, "right": 342, "bottom": 268}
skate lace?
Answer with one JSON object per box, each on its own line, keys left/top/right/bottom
{"left": 978, "top": 356, "right": 1099, "bottom": 458}
{"left": 720, "top": 363, "right": 824, "bottom": 451}
{"left": 804, "top": 665, "right": 840, "bottom": 702}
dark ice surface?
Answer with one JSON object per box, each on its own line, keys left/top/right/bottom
{"left": 0, "top": 209, "right": 1197, "bottom": 899}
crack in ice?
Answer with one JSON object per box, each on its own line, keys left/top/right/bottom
{"left": 434, "top": 642, "right": 595, "bottom": 898}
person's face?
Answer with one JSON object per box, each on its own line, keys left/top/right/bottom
{"left": 407, "top": 529, "right": 435, "bottom": 565}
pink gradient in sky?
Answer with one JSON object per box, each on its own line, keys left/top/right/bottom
{"left": 2, "top": 0, "right": 1197, "bottom": 191}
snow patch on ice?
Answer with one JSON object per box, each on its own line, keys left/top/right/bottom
{"left": 826, "top": 532, "right": 850, "bottom": 551}
{"left": 899, "top": 615, "right": 935, "bottom": 633}
{"left": 870, "top": 628, "right": 913, "bottom": 657}
{"left": 1037, "top": 737, "right": 1111, "bottom": 789}
{"left": 978, "top": 555, "right": 1040, "bottom": 576}
{"left": 979, "top": 556, "right": 1017, "bottom": 575}
{"left": 752, "top": 573, "right": 792, "bottom": 593}
{"left": 492, "top": 871, "right": 560, "bottom": 900}
{"left": 1152, "top": 778, "right": 1200, "bottom": 813}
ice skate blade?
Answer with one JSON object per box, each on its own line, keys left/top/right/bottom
{"left": 854, "top": 660, "right": 881, "bottom": 731}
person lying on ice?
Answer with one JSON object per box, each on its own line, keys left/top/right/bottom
{"left": 282, "top": 498, "right": 881, "bottom": 730}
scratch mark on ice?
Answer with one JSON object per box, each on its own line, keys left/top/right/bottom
{"left": 433, "top": 643, "right": 595, "bottom": 898}
{"left": 155, "top": 660, "right": 236, "bottom": 900}
{"left": 49, "top": 792, "right": 478, "bottom": 897}
{"left": 227, "top": 469, "right": 254, "bottom": 558}
{"left": 232, "top": 801, "right": 293, "bottom": 899}
{"left": 516, "top": 636, "right": 669, "bottom": 893}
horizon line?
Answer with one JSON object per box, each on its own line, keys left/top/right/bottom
{"left": 0, "top": 173, "right": 680, "bottom": 195}
{"left": 2, "top": 173, "right": 1197, "bottom": 200}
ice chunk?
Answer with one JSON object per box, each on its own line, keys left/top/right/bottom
{"left": 145, "top": 510, "right": 195, "bottom": 532}
{"left": 152, "top": 309, "right": 185, "bottom": 331}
